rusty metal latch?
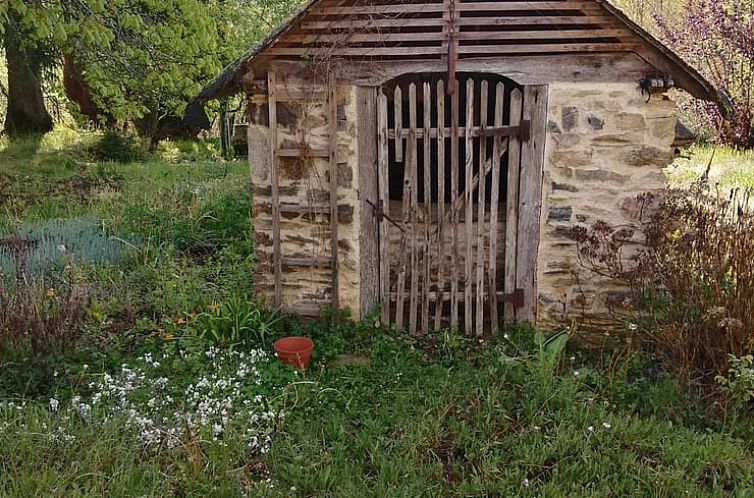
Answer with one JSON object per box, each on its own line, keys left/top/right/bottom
{"left": 499, "top": 288, "right": 525, "bottom": 308}
{"left": 366, "top": 199, "right": 405, "bottom": 232}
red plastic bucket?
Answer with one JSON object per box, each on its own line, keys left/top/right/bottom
{"left": 273, "top": 336, "right": 314, "bottom": 369}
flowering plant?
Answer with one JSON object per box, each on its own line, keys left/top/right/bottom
{"left": 656, "top": 0, "right": 754, "bottom": 147}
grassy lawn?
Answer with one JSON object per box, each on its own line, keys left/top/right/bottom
{"left": 2, "top": 130, "right": 754, "bottom": 497}
{"left": 666, "top": 144, "right": 754, "bottom": 188}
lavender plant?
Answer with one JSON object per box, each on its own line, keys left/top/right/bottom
{"left": 0, "top": 217, "right": 128, "bottom": 280}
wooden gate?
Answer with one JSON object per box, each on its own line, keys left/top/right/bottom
{"left": 375, "top": 75, "right": 546, "bottom": 335}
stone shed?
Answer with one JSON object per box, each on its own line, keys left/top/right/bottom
{"left": 190, "top": 0, "right": 724, "bottom": 335}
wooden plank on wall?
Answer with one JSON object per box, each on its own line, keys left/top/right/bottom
{"left": 300, "top": 15, "right": 620, "bottom": 30}
{"left": 285, "top": 29, "right": 632, "bottom": 44}
{"left": 312, "top": 1, "right": 605, "bottom": 15}
{"left": 266, "top": 43, "right": 639, "bottom": 57}
{"left": 505, "top": 88, "right": 524, "bottom": 322}
{"left": 377, "top": 92, "right": 390, "bottom": 326}
{"left": 338, "top": 54, "right": 657, "bottom": 88}
{"left": 267, "top": 71, "right": 283, "bottom": 307}
{"left": 357, "top": 86, "right": 379, "bottom": 319}
{"left": 328, "top": 77, "right": 340, "bottom": 314}
{"left": 516, "top": 85, "right": 548, "bottom": 323}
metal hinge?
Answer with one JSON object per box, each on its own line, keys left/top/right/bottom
{"left": 366, "top": 199, "right": 405, "bottom": 232}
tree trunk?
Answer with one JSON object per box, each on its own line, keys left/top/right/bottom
{"left": 63, "top": 55, "right": 115, "bottom": 127}
{"left": 219, "top": 99, "right": 230, "bottom": 160}
{"left": 3, "top": 23, "right": 53, "bottom": 137}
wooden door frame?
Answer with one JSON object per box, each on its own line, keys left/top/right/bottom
{"left": 357, "top": 86, "right": 380, "bottom": 319}
{"left": 358, "top": 81, "right": 548, "bottom": 326}
{"left": 516, "top": 84, "right": 548, "bottom": 324}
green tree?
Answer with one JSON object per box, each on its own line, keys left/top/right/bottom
{"left": 0, "top": 0, "right": 220, "bottom": 137}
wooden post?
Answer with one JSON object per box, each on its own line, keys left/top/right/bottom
{"left": 516, "top": 85, "right": 548, "bottom": 323}
{"left": 267, "top": 71, "right": 283, "bottom": 308}
{"left": 377, "top": 92, "right": 390, "bottom": 325}
{"left": 357, "top": 86, "right": 379, "bottom": 319}
{"left": 328, "top": 77, "right": 340, "bottom": 315}
{"left": 504, "top": 88, "right": 524, "bottom": 322}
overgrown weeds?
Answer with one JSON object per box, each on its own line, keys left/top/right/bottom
{"left": 0, "top": 277, "right": 92, "bottom": 356}
{"left": 88, "top": 131, "right": 146, "bottom": 163}
{"left": 115, "top": 178, "right": 251, "bottom": 258}
{"left": 575, "top": 177, "right": 754, "bottom": 398}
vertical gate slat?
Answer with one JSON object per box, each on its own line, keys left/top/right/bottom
{"left": 408, "top": 83, "right": 419, "bottom": 335}
{"left": 488, "top": 83, "right": 505, "bottom": 334}
{"left": 517, "top": 85, "right": 548, "bottom": 323}
{"left": 267, "top": 71, "right": 283, "bottom": 308}
{"left": 328, "top": 78, "right": 340, "bottom": 314}
{"left": 377, "top": 92, "right": 390, "bottom": 325}
{"left": 475, "top": 80, "right": 489, "bottom": 337}
{"left": 450, "top": 79, "right": 460, "bottom": 330}
{"left": 464, "top": 78, "right": 475, "bottom": 335}
{"left": 505, "top": 88, "right": 524, "bottom": 321}
{"left": 434, "top": 79, "right": 446, "bottom": 331}
{"left": 394, "top": 86, "right": 403, "bottom": 162}
{"left": 421, "top": 82, "right": 432, "bottom": 334}
{"left": 395, "top": 84, "right": 412, "bottom": 331}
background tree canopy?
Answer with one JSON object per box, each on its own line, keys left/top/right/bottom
{"left": 0, "top": 0, "right": 302, "bottom": 139}
{"left": 0, "top": 0, "right": 750, "bottom": 148}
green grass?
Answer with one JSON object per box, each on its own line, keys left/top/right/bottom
{"left": 2, "top": 325, "right": 754, "bottom": 497}
{"left": 2, "top": 129, "right": 754, "bottom": 497}
{"left": 666, "top": 144, "right": 754, "bottom": 188}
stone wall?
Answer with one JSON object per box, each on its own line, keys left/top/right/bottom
{"left": 537, "top": 82, "right": 677, "bottom": 328}
{"left": 247, "top": 78, "right": 362, "bottom": 318}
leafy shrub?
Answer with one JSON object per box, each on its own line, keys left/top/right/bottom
{"left": 575, "top": 179, "right": 754, "bottom": 392}
{"left": 191, "top": 296, "right": 281, "bottom": 347}
{"left": 0, "top": 278, "right": 92, "bottom": 355}
{"left": 716, "top": 355, "right": 754, "bottom": 410}
{"left": 88, "top": 131, "right": 146, "bottom": 163}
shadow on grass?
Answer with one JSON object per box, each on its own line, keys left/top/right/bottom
{"left": 0, "top": 133, "right": 45, "bottom": 164}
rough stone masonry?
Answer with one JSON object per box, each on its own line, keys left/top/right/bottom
{"left": 537, "top": 82, "right": 677, "bottom": 328}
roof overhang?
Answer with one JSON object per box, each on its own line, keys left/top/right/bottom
{"left": 191, "top": 0, "right": 729, "bottom": 118}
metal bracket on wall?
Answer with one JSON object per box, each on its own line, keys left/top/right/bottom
{"left": 500, "top": 288, "right": 525, "bottom": 308}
